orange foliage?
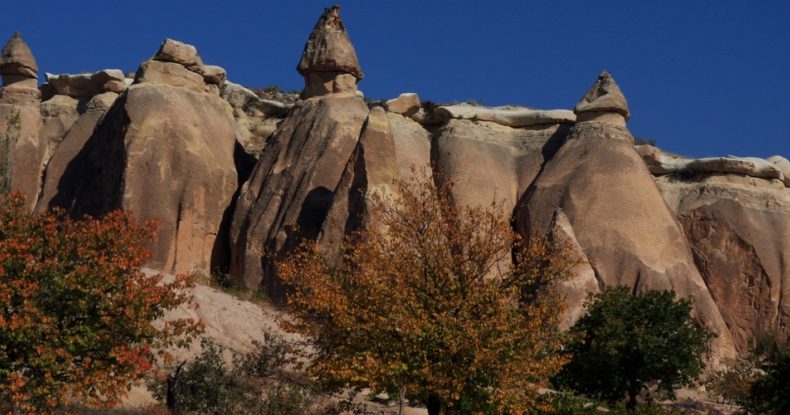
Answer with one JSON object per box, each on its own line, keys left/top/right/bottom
{"left": 278, "top": 172, "right": 577, "bottom": 415}
{"left": 0, "top": 193, "right": 203, "bottom": 413}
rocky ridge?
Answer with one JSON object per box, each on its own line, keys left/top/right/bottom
{"left": 0, "top": 7, "right": 788, "bottom": 360}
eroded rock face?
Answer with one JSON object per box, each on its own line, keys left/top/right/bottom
{"left": 0, "top": 32, "right": 44, "bottom": 210}
{"left": 574, "top": 70, "right": 629, "bottom": 121}
{"left": 655, "top": 173, "right": 790, "bottom": 354}
{"left": 434, "top": 104, "right": 576, "bottom": 127}
{"left": 433, "top": 118, "right": 569, "bottom": 214}
{"left": 49, "top": 42, "right": 238, "bottom": 276}
{"left": 221, "top": 81, "right": 291, "bottom": 158}
{"left": 297, "top": 6, "right": 363, "bottom": 97}
{"left": 515, "top": 73, "right": 736, "bottom": 361}
{"left": 229, "top": 92, "right": 369, "bottom": 298}
{"left": 43, "top": 70, "right": 126, "bottom": 97}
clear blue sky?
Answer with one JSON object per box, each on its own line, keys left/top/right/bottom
{"left": 4, "top": 0, "right": 788, "bottom": 158}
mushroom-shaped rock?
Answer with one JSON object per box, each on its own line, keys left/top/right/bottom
{"left": 0, "top": 32, "right": 38, "bottom": 80}
{"left": 574, "top": 71, "right": 629, "bottom": 122}
{"left": 297, "top": 6, "right": 363, "bottom": 98}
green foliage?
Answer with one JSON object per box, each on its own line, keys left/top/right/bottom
{"left": 538, "top": 393, "right": 691, "bottom": 415}
{"left": 0, "top": 193, "right": 201, "bottom": 412}
{"left": 153, "top": 334, "right": 313, "bottom": 415}
{"left": 741, "top": 344, "right": 790, "bottom": 415}
{"left": 0, "top": 109, "right": 21, "bottom": 195}
{"left": 555, "top": 286, "right": 711, "bottom": 410}
{"left": 705, "top": 359, "right": 755, "bottom": 405}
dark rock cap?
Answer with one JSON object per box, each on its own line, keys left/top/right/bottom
{"left": 574, "top": 71, "right": 629, "bottom": 120}
{"left": 297, "top": 5, "right": 363, "bottom": 80}
{"left": 0, "top": 32, "right": 38, "bottom": 78}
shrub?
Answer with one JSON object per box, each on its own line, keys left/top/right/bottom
{"left": 741, "top": 343, "right": 790, "bottom": 415}
{"left": 154, "top": 334, "right": 313, "bottom": 415}
{"left": 277, "top": 171, "right": 578, "bottom": 415}
{"left": 0, "top": 193, "right": 202, "bottom": 412}
{"left": 555, "top": 286, "right": 711, "bottom": 410}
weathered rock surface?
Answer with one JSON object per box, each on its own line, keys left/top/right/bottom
{"left": 39, "top": 94, "right": 80, "bottom": 164}
{"left": 49, "top": 52, "right": 238, "bottom": 276}
{"left": 768, "top": 155, "right": 790, "bottom": 187}
{"left": 515, "top": 73, "right": 736, "bottom": 360}
{"left": 37, "top": 92, "right": 119, "bottom": 211}
{"left": 43, "top": 69, "right": 126, "bottom": 97}
{"left": 637, "top": 145, "right": 786, "bottom": 184}
{"left": 0, "top": 32, "right": 38, "bottom": 80}
{"left": 548, "top": 210, "right": 600, "bottom": 329}
{"left": 434, "top": 103, "right": 576, "bottom": 127}
{"left": 221, "top": 81, "right": 291, "bottom": 158}
{"left": 297, "top": 5, "right": 362, "bottom": 97}
{"left": 229, "top": 92, "right": 368, "bottom": 297}
{"left": 385, "top": 92, "right": 421, "bottom": 116}
{"left": 574, "top": 70, "right": 629, "bottom": 121}
{"left": 656, "top": 175, "right": 790, "bottom": 354}
{"left": 154, "top": 38, "right": 203, "bottom": 68}
{"left": 0, "top": 33, "right": 44, "bottom": 210}
{"left": 135, "top": 60, "right": 208, "bottom": 93}
{"left": 433, "top": 118, "right": 568, "bottom": 213}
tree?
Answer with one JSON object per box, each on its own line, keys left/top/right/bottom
{"left": 555, "top": 286, "right": 711, "bottom": 410}
{"left": 0, "top": 193, "right": 203, "bottom": 413}
{"left": 741, "top": 342, "right": 790, "bottom": 415}
{"left": 277, "top": 172, "right": 577, "bottom": 415}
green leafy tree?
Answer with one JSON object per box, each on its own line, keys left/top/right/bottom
{"left": 742, "top": 344, "right": 790, "bottom": 415}
{"left": 0, "top": 192, "right": 203, "bottom": 412}
{"left": 277, "top": 173, "right": 578, "bottom": 415}
{"left": 555, "top": 286, "right": 711, "bottom": 410}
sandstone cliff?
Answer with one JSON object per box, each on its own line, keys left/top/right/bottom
{"left": 1, "top": 6, "right": 788, "bottom": 359}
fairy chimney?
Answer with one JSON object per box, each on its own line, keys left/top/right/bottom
{"left": 574, "top": 70, "right": 629, "bottom": 125}
{"left": 0, "top": 32, "right": 38, "bottom": 91}
{"left": 297, "top": 5, "right": 364, "bottom": 98}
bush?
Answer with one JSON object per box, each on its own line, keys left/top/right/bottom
{"left": 741, "top": 343, "right": 790, "bottom": 415}
{"left": 555, "top": 286, "right": 711, "bottom": 410}
{"left": 278, "top": 171, "right": 578, "bottom": 415}
{"left": 0, "top": 193, "right": 202, "bottom": 412}
{"left": 154, "top": 334, "right": 313, "bottom": 415}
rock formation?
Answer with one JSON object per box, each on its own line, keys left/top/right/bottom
{"left": 0, "top": 9, "right": 788, "bottom": 363}
{"left": 297, "top": 5, "right": 363, "bottom": 98}
{"left": 0, "top": 32, "right": 45, "bottom": 210}
{"left": 45, "top": 39, "right": 238, "bottom": 276}
{"left": 514, "top": 71, "right": 736, "bottom": 360}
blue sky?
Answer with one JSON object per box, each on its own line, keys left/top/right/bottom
{"left": 5, "top": 0, "right": 788, "bottom": 158}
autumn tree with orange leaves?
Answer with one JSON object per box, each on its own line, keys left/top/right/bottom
{"left": 278, "top": 173, "right": 578, "bottom": 415}
{"left": 0, "top": 193, "right": 203, "bottom": 413}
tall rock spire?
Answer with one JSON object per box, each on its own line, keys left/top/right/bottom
{"left": 297, "top": 5, "right": 364, "bottom": 98}
{"left": 574, "top": 70, "right": 629, "bottom": 123}
{"left": 0, "top": 32, "right": 38, "bottom": 84}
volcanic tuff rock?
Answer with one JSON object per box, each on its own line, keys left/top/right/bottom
{"left": 0, "top": 33, "right": 45, "bottom": 210}
{"left": 1, "top": 5, "right": 788, "bottom": 363}
{"left": 46, "top": 40, "right": 237, "bottom": 276}
{"left": 297, "top": 5, "right": 363, "bottom": 98}
{"left": 515, "top": 72, "right": 736, "bottom": 360}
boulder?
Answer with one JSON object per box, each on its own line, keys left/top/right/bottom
{"left": 154, "top": 38, "right": 202, "bottom": 68}
{"left": 574, "top": 70, "right": 629, "bottom": 121}
{"left": 221, "top": 81, "right": 291, "bottom": 158}
{"left": 385, "top": 93, "right": 420, "bottom": 116}
{"left": 134, "top": 60, "right": 207, "bottom": 93}
{"left": 433, "top": 103, "right": 576, "bottom": 127}
{"left": 0, "top": 32, "right": 38, "bottom": 80}
{"left": 44, "top": 69, "right": 126, "bottom": 97}
{"left": 636, "top": 145, "right": 786, "bottom": 184}
{"left": 201, "top": 65, "right": 227, "bottom": 86}
{"left": 49, "top": 80, "right": 238, "bottom": 276}
{"left": 768, "top": 155, "right": 790, "bottom": 187}
{"left": 515, "top": 73, "right": 736, "bottom": 361}
{"left": 229, "top": 93, "right": 368, "bottom": 298}
{"left": 297, "top": 6, "right": 363, "bottom": 97}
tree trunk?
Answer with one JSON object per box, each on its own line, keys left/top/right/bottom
{"left": 426, "top": 395, "right": 448, "bottom": 415}
{"left": 626, "top": 382, "right": 640, "bottom": 411}
{"left": 166, "top": 362, "right": 185, "bottom": 415}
